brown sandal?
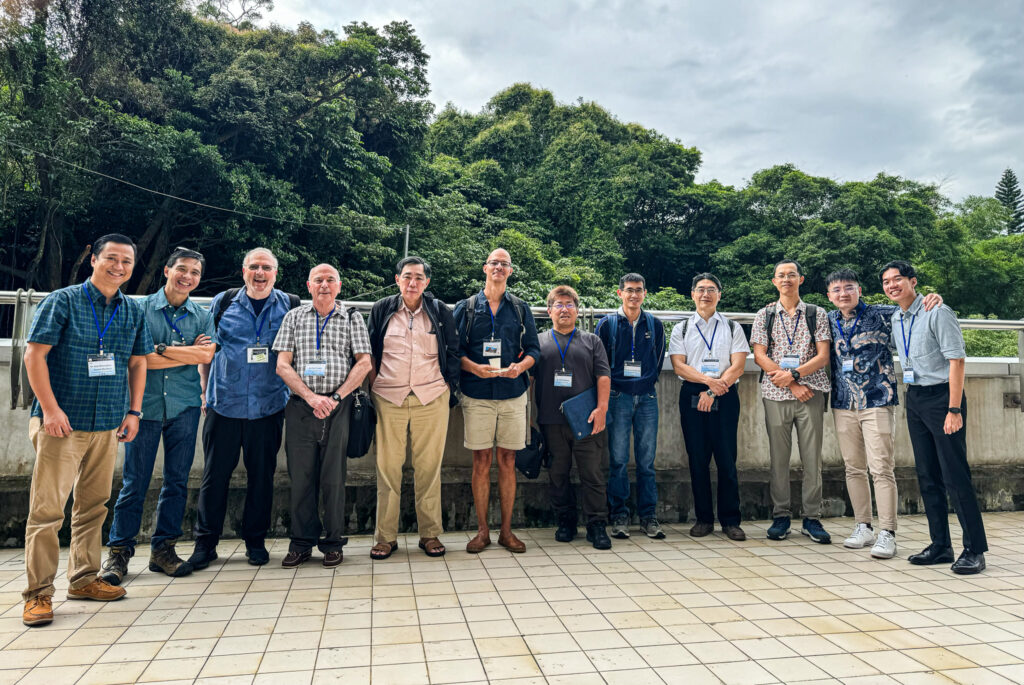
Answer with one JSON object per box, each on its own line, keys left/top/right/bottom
{"left": 418, "top": 537, "right": 446, "bottom": 557}
{"left": 370, "top": 541, "right": 398, "bottom": 560}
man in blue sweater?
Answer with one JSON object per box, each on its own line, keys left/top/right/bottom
{"left": 596, "top": 273, "right": 667, "bottom": 539}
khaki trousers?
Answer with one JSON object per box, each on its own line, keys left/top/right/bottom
{"left": 833, "top": 406, "right": 898, "bottom": 531}
{"left": 763, "top": 394, "right": 825, "bottom": 519}
{"left": 373, "top": 390, "right": 450, "bottom": 543}
{"left": 24, "top": 418, "right": 118, "bottom": 600}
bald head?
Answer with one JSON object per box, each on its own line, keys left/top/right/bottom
{"left": 308, "top": 263, "right": 341, "bottom": 312}
{"left": 483, "top": 248, "right": 513, "bottom": 289}
{"left": 308, "top": 263, "right": 340, "bottom": 281}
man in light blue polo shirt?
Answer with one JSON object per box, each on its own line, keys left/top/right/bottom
{"left": 882, "top": 260, "right": 987, "bottom": 575}
{"left": 190, "top": 247, "right": 299, "bottom": 569}
{"left": 101, "top": 247, "right": 215, "bottom": 585}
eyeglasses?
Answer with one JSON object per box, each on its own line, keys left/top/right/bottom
{"left": 774, "top": 273, "right": 800, "bottom": 280}
{"left": 621, "top": 288, "right": 645, "bottom": 295}
{"left": 693, "top": 287, "right": 719, "bottom": 295}
{"left": 486, "top": 260, "right": 512, "bottom": 268}
{"left": 551, "top": 303, "right": 576, "bottom": 311}
{"left": 828, "top": 285, "right": 859, "bottom": 295}
{"left": 246, "top": 264, "right": 277, "bottom": 272}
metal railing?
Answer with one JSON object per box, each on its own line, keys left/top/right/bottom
{"left": 3, "top": 290, "right": 1023, "bottom": 411}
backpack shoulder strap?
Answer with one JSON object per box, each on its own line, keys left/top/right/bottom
{"left": 806, "top": 304, "right": 818, "bottom": 345}
{"left": 287, "top": 293, "right": 301, "bottom": 310}
{"left": 461, "top": 293, "right": 478, "bottom": 345}
{"left": 607, "top": 313, "right": 619, "bottom": 367}
{"left": 214, "top": 287, "right": 242, "bottom": 330}
{"left": 763, "top": 305, "right": 776, "bottom": 356}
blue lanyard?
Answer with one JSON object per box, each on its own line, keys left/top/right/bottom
{"left": 837, "top": 304, "right": 863, "bottom": 354}
{"left": 83, "top": 283, "right": 120, "bottom": 353}
{"left": 162, "top": 308, "right": 189, "bottom": 343}
{"left": 899, "top": 312, "right": 915, "bottom": 361}
{"left": 488, "top": 304, "right": 498, "bottom": 340}
{"left": 695, "top": 318, "right": 719, "bottom": 353}
{"left": 551, "top": 329, "right": 575, "bottom": 371}
{"left": 248, "top": 304, "right": 270, "bottom": 344}
{"left": 315, "top": 308, "right": 335, "bottom": 356}
{"left": 782, "top": 310, "right": 801, "bottom": 348}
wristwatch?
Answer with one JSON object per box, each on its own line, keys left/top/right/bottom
{"left": 331, "top": 393, "right": 342, "bottom": 402}
{"left": 705, "top": 389, "right": 716, "bottom": 398}
{"left": 948, "top": 407, "right": 962, "bottom": 414}
{"left": 127, "top": 410, "right": 143, "bottom": 418}
{"left": 156, "top": 343, "right": 167, "bottom": 355}
{"left": 789, "top": 369, "right": 801, "bottom": 381}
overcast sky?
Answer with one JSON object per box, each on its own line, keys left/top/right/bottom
{"left": 265, "top": 0, "right": 1023, "bottom": 201}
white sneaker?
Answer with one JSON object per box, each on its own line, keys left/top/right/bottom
{"left": 871, "top": 530, "right": 897, "bottom": 559}
{"left": 843, "top": 523, "right": 876, "bottom": 549}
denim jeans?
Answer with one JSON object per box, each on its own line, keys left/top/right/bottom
{"left": 607, "top": 389, "right": 659, "bottom": 520}
{"left": 107, "top": 407, "right": 201, "bottom": 551}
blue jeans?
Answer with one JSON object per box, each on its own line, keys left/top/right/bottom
{"left": 108, "top": 407, "right": 201, "bottom": 551}
{"left": 607, "top": 390, "right": 659, "bottom": 520}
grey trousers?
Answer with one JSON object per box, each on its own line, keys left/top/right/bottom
{"left": 763, "top": 393, "right": 825, "bottom": 519}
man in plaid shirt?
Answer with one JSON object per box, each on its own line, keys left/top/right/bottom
{"left": 273, "top": 263, "right": 371, "bottom": 567}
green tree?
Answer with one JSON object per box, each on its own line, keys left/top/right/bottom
{"left": 995, "top": 168, "right": 1024, "bottom": 234}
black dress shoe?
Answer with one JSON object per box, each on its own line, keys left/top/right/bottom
{"left": 951, "top": 550, "right": 985, "bottom": 575}
{"left": 555, "top": 523, "right": 578, "bottom": 543}
{"left": 245, "top": 547, "right": 270, "bottom": 566}
{"left": 281, "top": 550, "right": 312, "bottom": 568}
{"left": 187, "top": 545, "right": 218, "bottom": 571}
{"left": 586, "top": 522, "right": 612, "bottom": 550}
{"left": 908, "top": 544, "right": 955, "bottom": 566}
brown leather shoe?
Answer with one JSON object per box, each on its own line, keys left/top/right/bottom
{"left": 689, "top": 521, "right": 714, "bottom": 537}
{"left": 282, "top": 550, "right": 312, "bottom": 568}
{"left": 498, "top": 532, "right": 526, "bottom": 553}
{"left": 67, "top": 579, "right": 126, "bottom": 602}
{"left": 466, "top": 531, "right": 491, "bottom": 554}
{"left": 323, "top": 550, "right": 343, "bottom": 568}
{"left": 23, "top": 595, "right": 53, "bottom": 626}
{"left": 723, "top": 525, "right": 747, "bottom": 541}
{"left": 148, "top": 542, "right": 193, "bottom": 578}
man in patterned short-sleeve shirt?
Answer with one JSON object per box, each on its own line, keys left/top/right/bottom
{"left": 273, "top": 263, "right": 371, "bottom": 568}
{"left": 751, "top": 259, "right": 832, "bottom": 544}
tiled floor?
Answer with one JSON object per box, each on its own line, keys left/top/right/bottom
{"left": 2, "top": 513, "right": 1024, "bottom": 684}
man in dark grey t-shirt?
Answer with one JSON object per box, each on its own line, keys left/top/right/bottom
{"left": 534, "top": 286, "right": 611, "bottom": 549}
{"left": 882, "top": 260, "right": 987, "bottom": 575}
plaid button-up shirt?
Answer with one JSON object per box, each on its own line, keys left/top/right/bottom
{"left": 272, "top": 302, "right": 371, "bottom": 394}
{"left": 29, "top": 280, "right": 153, "bottom": 432}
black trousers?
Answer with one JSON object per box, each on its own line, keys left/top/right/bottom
{"left": 284, "top": 396, "right": 352, "bottom": 554}
{"left": 542, "top": 423, "right": 608, "bottom": 525}
{"left": 194, "top": 408, "right": 284, "bottom": 549}
{"left": 906, "top": 384, "right": 987, "bottom": 553}
{"left": 679, "top": 382, "right": 742, "bottom": 527}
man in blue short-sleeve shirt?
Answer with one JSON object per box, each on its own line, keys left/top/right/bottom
{"left": 22, "top": 234, "right": 152, "bottom": 627}
{"left": 102, "top": 247, "right": 215, "bottom": 586}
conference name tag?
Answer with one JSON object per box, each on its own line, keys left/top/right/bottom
{"left": 842, "top": 358, "right": 854, "bottom": 373}
{"left": 482, "top": 340, "right": 501, "bottom": 357}
{"left": 304, "top": 361, "right": 327, "bottom": 377}
{"left": 623, "top": 361, "right": 642, "bottom": 378}
{"left": 903, "top": 367, "right": 915, "bottom": 384}
{"left": 87, "top": 353, "right": 116, "bottom": 377}
{"left": 247, "top": 346, "right": 269, "bottom": 364}
{"left": 700, "top": 358, "right": 721, "bottom": 377}
{"left": 780, "top": 354, "right": 800, "bottom": 369}
{"left": 553, "top": 371, "right": 573, "bottom": 388}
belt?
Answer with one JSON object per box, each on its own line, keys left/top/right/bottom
{"left": 907, "top": 382, "right": 949, "bottom": 395}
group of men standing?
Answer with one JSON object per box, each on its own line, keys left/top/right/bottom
{"left": 19, "top": 236, "right": 990, "bottom": 629}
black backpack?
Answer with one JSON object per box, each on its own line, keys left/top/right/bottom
{"left": 460, "top": 291, "right": 529, "bottom": 361}
{"left": 213, "top": 287, "right": 301, "bottom": 330}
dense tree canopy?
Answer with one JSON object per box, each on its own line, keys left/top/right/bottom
{"left": 2, "top": 0, "right": 1023, "bottom": 349}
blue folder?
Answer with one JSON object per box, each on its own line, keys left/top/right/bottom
{"left": 559, "top": 386, "right": 604, "bottom": 440}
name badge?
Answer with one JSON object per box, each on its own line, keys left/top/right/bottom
{"left": 247, "top": 345, "right": 269, "bottom": 364}
{"left": 87, "top": 353, "right": 116, "bottom": 377}
{"left": 304, "top": 361, "right": 327, "bottom": 377}
{"left": 553, "top": 371, "right": 573, "bottom": 388}
{"left": 482, "top": 340, "right": 501, "bottom": 357}
{"left": 700, "top": 358, "right": 721, "bottom": 377}
{"left": 780, "top": 354, "right": 800, "bottom": 369}
{"left": 903, "top": 367, "right": 915, "bottom": 384}
{"left": 842, "top": 358, "right": 854, "bottom": 373}
{"left": 623, "top": 362, "right": 642, "bottom": 378}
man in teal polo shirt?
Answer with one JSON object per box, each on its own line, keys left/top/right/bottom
{"left": 101, "top": 247, "right": 215, "bottom": 585}
{"left": 22, "top": 234, "right": 152, "bottom": 627}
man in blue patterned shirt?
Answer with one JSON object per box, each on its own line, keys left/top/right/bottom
{"left": 22, "top": 234, "right": 153, "bottom": 627}
{"left": 826, "top": 268, "right": 940, "bottom": 560}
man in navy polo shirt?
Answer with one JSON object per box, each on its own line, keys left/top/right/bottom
{"left": 22, "top": 234, "right": 152, "bottom": 626}
{"left": 596, "top": 273, "right": 667, "bottom": 540}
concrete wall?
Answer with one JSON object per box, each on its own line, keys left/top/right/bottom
{"left": 1, "top": 346, "right": 1022, "bottom": 545}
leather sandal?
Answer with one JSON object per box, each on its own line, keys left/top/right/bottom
{"left": 370, "top": 541, "right": 398, "bottom": 560}
{"left": 419, "top": 537, "right": 446, "bottom": 557}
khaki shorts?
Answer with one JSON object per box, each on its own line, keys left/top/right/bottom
{"left": 461, "top": 392, "right": 528, "bottom": 451}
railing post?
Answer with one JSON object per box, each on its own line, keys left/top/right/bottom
{"left": 1019, "top": 329, "right": 1024, "bottom": 413}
